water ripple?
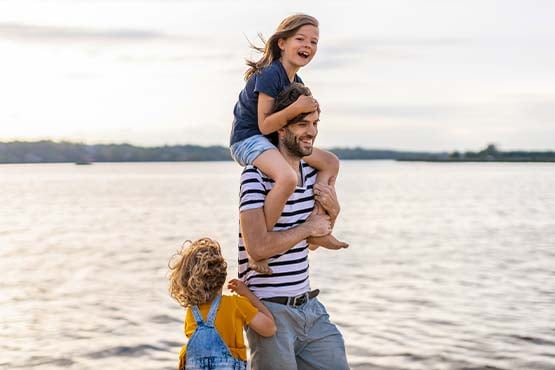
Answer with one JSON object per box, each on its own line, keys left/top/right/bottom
{"left": 1, "top": 162, "right": 554, "bottom": 369}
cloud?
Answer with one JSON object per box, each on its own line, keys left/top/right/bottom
{"left": 511, "top": 96, "right": 555, "bottom": 126}
{"left": 328, "top": 94, "right": 555, "bottom": 125}
{"left": 0, "top": 22, "right": 238, "bottom": 64}
{"left": 0, "top": 22, "right": 194, "bottom": 43}
{"left": 326, "top": 35, "right": 471, "bottom": 51}
{"left": 328, "top": 101, "right": 468, "bottom": 120}
{"left": 312, "top": 35, "right": 472, "bottom": 70}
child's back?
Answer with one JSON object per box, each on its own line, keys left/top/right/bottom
{"left": 179, "top": 294, "right": 258, "bottom": 369}
{"left": 168, "top": 238, "right": 275, "bottom": 370}
{"left": 181, "top": 294, "right": 256, "bottom": 370}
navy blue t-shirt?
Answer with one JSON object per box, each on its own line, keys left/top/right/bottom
{"left": 230, "top": 60, "right": 303, "bottom": 146}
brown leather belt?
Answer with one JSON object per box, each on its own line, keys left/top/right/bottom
{"left": 262, "top": 289, "right": 320, "bottom": 307}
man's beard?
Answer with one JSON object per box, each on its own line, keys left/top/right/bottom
{"left": 282, "top": 128, "right": 313, "bottom": 158}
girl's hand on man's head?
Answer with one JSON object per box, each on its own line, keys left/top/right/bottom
{"left": 295, "top": 95, "right": 319, "bottom": 113}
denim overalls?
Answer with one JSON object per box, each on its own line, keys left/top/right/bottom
{"left": 185, "top": 295, "right": 247, "bottom": 370}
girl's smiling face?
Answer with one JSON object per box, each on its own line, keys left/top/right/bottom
{"left": 278, "top": 25, "right": 319, "bottom": 69}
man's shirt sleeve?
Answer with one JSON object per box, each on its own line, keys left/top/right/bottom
{"left": 239, "top": 168, "right": 267, "bottom": 212}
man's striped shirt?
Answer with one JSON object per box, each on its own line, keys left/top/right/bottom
{"left": 238, "top": 161, "right": 317, "bottom": 299}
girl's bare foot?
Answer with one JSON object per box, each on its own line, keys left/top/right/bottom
{"left": 308, "top": 233, "right": 349, "bottom": 250}
{"left": 248, "top": 257, "right": 273, "bottom": 274}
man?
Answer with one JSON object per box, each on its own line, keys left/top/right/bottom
{"left": 238, "top": 83, "right": 349, "bottom": 370}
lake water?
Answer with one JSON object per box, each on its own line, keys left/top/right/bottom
{"left": 1, "top": 161, "right": 554, "bottom": 370}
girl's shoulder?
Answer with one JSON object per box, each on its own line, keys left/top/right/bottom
{"left": 222, "top": 294, "right": 258, "bottom": 322}
{"left": 222, "top": 293, "right": 249, "bottom": 304}
{"left": 259, "top": 60, "right": 303, "bottom": 84}
{"left": 256, "top": 60, "right": 283, "bottom": 77}
{"left": 222, "top": 294, "right": 257, "bottom": 311}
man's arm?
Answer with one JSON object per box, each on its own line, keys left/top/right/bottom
{"left": 308, "top": 176, "right": 349, "bottom": 250}
{"left": 241, "top": 207, "right": 331, "bottom": 261}
{"left": 313, "top": 176, "right": 340, "bottom": 226}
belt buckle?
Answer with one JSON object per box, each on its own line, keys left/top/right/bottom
{"left": 290, "top": 293, "right": 307, "bottom": 307}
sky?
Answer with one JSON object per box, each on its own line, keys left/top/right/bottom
{"left": 0, "top": 0, "right": 554, "bottom": 151}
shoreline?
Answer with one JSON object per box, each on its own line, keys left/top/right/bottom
{"left": 397, "top": 159, "right": 555, "bottom": 162}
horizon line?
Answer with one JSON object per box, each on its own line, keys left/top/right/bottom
{"left": 1, "top": 139, "right": 554, "bottom": 154}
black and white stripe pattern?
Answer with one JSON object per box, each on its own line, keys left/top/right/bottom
{"left": 238, "top": 161, "right": 317, "bottom": 299}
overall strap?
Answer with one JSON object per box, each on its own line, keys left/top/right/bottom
{"left": 206, "top": 294, "right": 222, "bottom": 327}
{"left": 191, "top": 305, "right": 205, "bottom": 326}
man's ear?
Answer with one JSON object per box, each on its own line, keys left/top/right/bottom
{"left": 276, "top": 126, "right": 287, "bottom": 140}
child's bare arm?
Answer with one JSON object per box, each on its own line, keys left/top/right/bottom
{"left": 228, "top": 279, "right": 273, "bottom": 320}
{"left": 304, "top": 148, "right": 340, "bottom": 179}
{"left": 228, "top": 279, "right": 276, "bottom": 337}
{"left": 257, "top": 92, "right": 318, "bottom": 135}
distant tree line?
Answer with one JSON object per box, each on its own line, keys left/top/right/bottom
{"left": 443, "top": 144, "right": 555, "bottom": 162}
{"left": 0, "top": 141, "right": 231, "bottom": 163}
{"left": 327, "top": 147, "right": 449, "bottom": 160}
{"left": 0, "top": 141, "right": 553, "bottom": 163}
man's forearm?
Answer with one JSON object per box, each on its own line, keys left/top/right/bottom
{"left": 241, "top": 209, "right": 313, "bottom": 261}
{"left": 240, "top": 206, "right": 331, "bottom": 261}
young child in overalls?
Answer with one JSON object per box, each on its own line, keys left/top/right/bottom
{"left": 168, "top": 237, "right": 276, "bottom": 370}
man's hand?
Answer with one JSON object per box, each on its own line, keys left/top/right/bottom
{"left": 313, "top": 176, "right": 340, "bottom": 220}
{"left": 305, "top": 211, "right": 331, "bottom": 237}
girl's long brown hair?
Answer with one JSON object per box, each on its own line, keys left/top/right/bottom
{"left": 168, "top": 237, "right": 227, "bottom": 307}
{"left": 244, "top": 14, "right": 319, "bottom": 81}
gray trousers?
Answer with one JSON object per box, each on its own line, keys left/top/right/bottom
{"left": 247, "top": 297, "right": 349, "bottom": 370}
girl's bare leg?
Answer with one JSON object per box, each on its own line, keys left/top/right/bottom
{"left": 249, "top": 149, "right": 298, "bottom": 274}
{"left": 253, "top": 149, "right": 298, "bottom": 230}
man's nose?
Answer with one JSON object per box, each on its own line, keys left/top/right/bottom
{"left": 306, "top": 124, "right": 317, "bottom": 136}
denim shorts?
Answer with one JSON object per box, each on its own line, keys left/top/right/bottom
{"left": 230, "top": 135, "right": 276, "bottom": 167}
{"left": 246, "top": 297, "right": 349, "bottom": 370}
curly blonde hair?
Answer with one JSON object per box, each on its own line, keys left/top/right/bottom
{"left": 168, "top": 237, "right": 228, "bottom": 307}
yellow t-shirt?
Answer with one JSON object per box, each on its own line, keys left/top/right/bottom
{"left": 178, "top": 294, "right": 258, "bottom": 368}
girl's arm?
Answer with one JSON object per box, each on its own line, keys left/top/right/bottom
{"left": 257, "top": 92, "right": 317, "bottom": 135}
{"left": 303, "top": 148, "right": 340, "bottom": 179}
{"left": 228, "top": 279, "right": 277, "bottom": 337}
